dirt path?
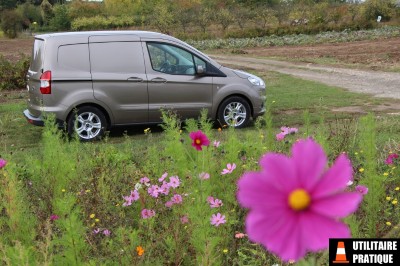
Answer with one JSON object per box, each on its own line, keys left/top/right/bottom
{"left": 211, "top": 54, "right": 400, "bottom": 99}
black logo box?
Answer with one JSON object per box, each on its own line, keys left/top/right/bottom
{"left": 329, "top": 238, "right": 400, "bottom": 265}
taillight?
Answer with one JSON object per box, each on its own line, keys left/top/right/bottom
{"left": 40, "top": 71, "right": 51, "bottom": 94}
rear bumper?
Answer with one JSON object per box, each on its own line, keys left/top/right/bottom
{"left": 23, "top": 109, "right": 44, "bottom": 126}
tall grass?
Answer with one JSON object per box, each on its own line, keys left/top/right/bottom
{"left": 0, "top": 107, "right": 399, "bottom": 264}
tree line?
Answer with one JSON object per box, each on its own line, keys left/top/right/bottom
{"left": 1, "top": 0, "right": 399, "bottom": 39}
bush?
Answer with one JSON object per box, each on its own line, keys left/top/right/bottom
{"left": 1, "top": 10, "right": 23, "bottom": 38}
{"left": 0, "top": 55, "right": 30, "bottom": 91}
{"left": 49, "top": 4, "right": 71, "bottom": 31}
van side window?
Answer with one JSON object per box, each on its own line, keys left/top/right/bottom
{"left": 58, "top": 44, "right": 90, "bottom": 72}
{"left": 147, "top": 42, "right": 205, "bottom": 75}
{"left": 90, "top": 42, "right": 144, "bottom": 73}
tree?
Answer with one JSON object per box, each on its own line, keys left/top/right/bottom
{"left": 149, "top": 4, "right": 174, "bottom": 34}
{"left": 49, "top": 4, "right": 70, "bottom": 31}
{"left": 40, "top": 0, "right": 53, "bottom": 26}
{"left": 214, "top": 8, "right": 234, "bottom": 32}
{"left": 361, "top": 0, "right": 396, "bottom": 21}
{"left": 1, "top": 9, "right": 23, "bottom": 38}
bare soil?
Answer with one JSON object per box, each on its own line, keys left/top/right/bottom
{"left": 0, "top": 37, "right": 33, "bottom": 61}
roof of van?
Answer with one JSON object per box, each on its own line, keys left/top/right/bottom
{"left": 35, "top": 30, "right": 170, "bottom": 39}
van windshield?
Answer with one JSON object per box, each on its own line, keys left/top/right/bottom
{"left": 30, "top": 38, "right": 44, "bottom": 72}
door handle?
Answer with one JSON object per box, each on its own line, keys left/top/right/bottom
{"left": 127, "top": 77, "right": 143, "bottom": 82}
{"left": 150, "top": 77, "right": 167, "bottom": 83}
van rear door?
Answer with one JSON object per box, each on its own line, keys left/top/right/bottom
{"left": 26, "top": 38, "right": 45, "bottom": 117}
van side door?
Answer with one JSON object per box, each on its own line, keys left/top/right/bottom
{"left": 143, "top": 41, "right": 213, "bottom": 122}
{"left": 89, "top": 35, "right": 148, "bottom": 125}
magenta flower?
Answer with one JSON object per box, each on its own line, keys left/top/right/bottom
{"left": 213, "top": 140, "right": 220, "bottom": 148}
{"left": 199, "top": 172, "right": 210, "bottom": 180}
{"left": 140, "top": 176, "right": 150, "bottom": 184}
{"left": 189, "top": 130, "right": 210, "bottom": 151}
{"left": 159, "top": 172, "right": 168, "bottom": 182}
{"left": 165, "top": 201, "right": 174, "bottom": 208}
{"left": 385, "top": 153, "right": 399, "bottom": 165}
{"left": 122, "top": 190, "right": 140, "bottom": 206}
{"left": 276, "top": 132, "right": 286, "bottom": 141}
{"left": 355, "top": 185, "right": 368, "bottom": 195}
{"left": 168, "top": 176, "right": 180, "bottom": 188}
{"left": 50, "top": 214, "right": 59, "bottom": 221}
{"left": 180, "top": 215, "right": 189, "bottom": 224}
{"left": 210, "top": 213, "right": 226, "bottom": 227}
{"left": 103, "top": 229, "right": 111, "bottom": 236}
{"left": 141, "top": 209, "right": 156, "bottom": 219}
{"left": 237, "top": 138, "right": 363, "bottom": 261}
{"left": 148, "top": 185, "right": 160, "bottom": 198}
{"left": 93, "top": 228, "right": 101, "bottom": 235}
{"left": 221, "top": 163, "right": 236, "bottom": 175}
{"left": 207, "top": 196, "right": 223, "bottom": 208}
{"left": 171, "top": 194, "right": 183, "bottom": 204}
{"left": 0, "top": 158, "right": 7, "bottom": 169}
{"left": 159, "top": 182, "right": 170, "bottom": 196}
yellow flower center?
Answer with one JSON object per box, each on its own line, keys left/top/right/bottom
{"left": 288, "top": 189, "right": 311, "bottom": 211}
{"left": 195, "top": 139, "right": 201, "bottom": 145}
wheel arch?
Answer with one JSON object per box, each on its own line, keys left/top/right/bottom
{"left": 215, "top": 94, "right": 254, "bottom": 119}
{"left": 66, "top": 103, "right": 111, "bottom": 130}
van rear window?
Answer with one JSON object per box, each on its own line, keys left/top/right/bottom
{"left": 30, "top": 39, "right": 44, "bottom": 72}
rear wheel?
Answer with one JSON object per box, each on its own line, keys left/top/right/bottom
{"left": 67, "top": 106, "right": 107, "bottom": 141}
{"left": 217, "top": 97, "right": 251, "bottom": 128}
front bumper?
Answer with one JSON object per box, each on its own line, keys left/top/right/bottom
{"left": 23, "top": 109, "right": 44, "bottom": 126}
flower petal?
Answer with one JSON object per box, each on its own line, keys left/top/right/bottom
{"left": 311, "top": 154, "right": 353, "bottom": 197}
{"left": 298, "top": 212, "right": 351, "bottom": 252}
{"left": 259, "top": 153, "right": 298, "bottom": 193}
{"left": 237, "top": 171, "right": 287, "bottom": 210}
{"left": 246, "top": 210, "right": 306, "bottom": 261}
{"left": 310, "top": 192, "right": 362, "bottom": 218}
{"left": 291, "top": 139, "right": 327, "bottom": 190}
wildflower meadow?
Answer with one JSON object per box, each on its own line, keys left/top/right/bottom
{"left": 0, "top": 109, "right": 399, "bottom": 265}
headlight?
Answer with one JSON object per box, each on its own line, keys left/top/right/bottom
{"left": 247, "top": 76, "right": 265, "bottom": 87}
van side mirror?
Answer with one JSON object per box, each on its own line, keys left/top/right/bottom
{"left": 196, "top": 65, "right": 204, "bottom": 75}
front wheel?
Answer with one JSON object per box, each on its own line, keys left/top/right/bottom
{"left": 67, "top": 106, "right": 108, "bottom": 141}
{"left": 217, "top": 97, "right": 251, "bottom": 128}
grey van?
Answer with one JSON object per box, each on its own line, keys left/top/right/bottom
{"left": 24, "top": 31, "right": 266, "bottom": 141}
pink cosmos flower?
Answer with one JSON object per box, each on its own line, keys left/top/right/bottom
{"left": 50, "top": 214, "right": 59, "bottom": 221}
{"left": 122, "top": 190, "right": 140, "bottom": 206}
{"left": 103, "top": 229, "right": 111, "bottom": 236}
{"left": 213, "top": 140, "right": 220, "bottom": 148}
{"left": 159, "top": 172, "right": 168, "bottom": 182}
{"left": 159, "top": 182, "right": 170, "bottom": 195}
{"left": 0, "top": 158, "right": 7, "bottom": 169}
{"left": 355, "top": 185, "right": 368, "bottom": 195}
{"left": 237, "top": 138, "right": 363, "bottom": 262}
{"left": 168, "top": 176, "right": 180, "bottom": 188}
{"left": 235, "top": 232, "right": 247, "bottom": 239}
{"left": 141, "top": 209, "right": 156, "bottom": 219}
{"left": 276, "top": 132, "right": 286, "bottom": 141}
{"left": 171, "top": 194, "right": 183, "bottom": 204}
{"left": 165, "top": 201, "right": 174, "bottom": 208}
{"left": 189, "top": 130, "right": 210, "bottom": 151}
{"left": 207, "top": 196, "right": 223, "bottom": 208}
{"left": 385, "top": 153, "right": 399, "bottom": 165}
{"left": 199, "top": 172, "right": 210, "bottom": 180}
{"left": 221, "top": 163, "right": 236, "bottom": 175}
{"left": 180, "top": 215, "right": 189, "bottom": 224}
{"left": 140, "top": 177, "right": 150, "bottom": 184}
{"left": 210, "top": 213, "right": 226, "bottom": 227}
{"left": 148, "top": 185, "right": 160, "bottom": 198}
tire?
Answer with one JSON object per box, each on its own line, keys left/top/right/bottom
{"left": 217, "top": 96, "right": 251, "bottom": 128}
{"left": 67, "top": 106, "right": 108, "bottom": 141}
